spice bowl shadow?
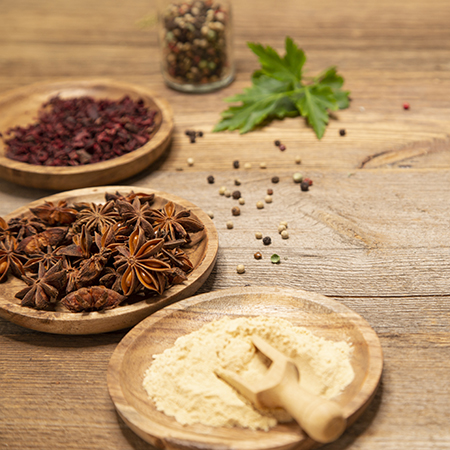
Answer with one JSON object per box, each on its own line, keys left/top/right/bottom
{"left": 0, "top": 79, "right": 174, "bottom": 190}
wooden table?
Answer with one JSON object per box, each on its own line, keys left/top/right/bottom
{"left": 1, "top": 0, "right": 449, "bottom": 449}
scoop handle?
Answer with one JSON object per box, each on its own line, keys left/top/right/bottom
{"left": 260, "top": 364, "right": 346, "bottom": 443}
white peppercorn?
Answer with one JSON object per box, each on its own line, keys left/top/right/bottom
{"left": 236, "top": 264, "right": 245, "bottom": 274}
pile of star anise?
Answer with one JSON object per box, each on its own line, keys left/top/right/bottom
{"left": 0, "top": 191, "right": 205, "bottom": 312}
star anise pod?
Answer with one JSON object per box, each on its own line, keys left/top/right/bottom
{"left": 73, "top": 200, "right": 119, "bottom": 233}
{"left": 7, "top": 214, "right": 47, "bottom": 241}
{"left": 15, "top": 261, "right": 67, "bottom": 310}
{"left": 23, "top": 245, "right": 64, "bottom": 272}
{"left": 61, "top": 286, "right": 125, "bottom": 312}
{"left": 75, "top": 249, "right": 111, "bottom": 289}
{"left": 105, "top": 190, "right": 155, "bottom": 205}
{"left": 116, "top": 197, "right": 155, "bottom": 237}
{"left": 99, "top": 266, "right": 123, "bottom": 292}
{"left": 0, "top": 217, "right": 13, "bottom": 242}
{"left": 114, "top": 228, "right": 173, "bottom": 296}
{"left": 17, "top": 227, "right": 68, "bottom": 255}
{"left": 30, "top": 200, "right": 78, "bottom": 226}
{"left": 161, "top": 247, "right": 194, "bottom": 273}
{"left": 61, "top": 257, "right": 79, "bottom": 294}
{"left": 150, "top": 201, "right": 204, "bottom": 242}
{"left": 0, "top": 235, "right": 28, "bottom": 283}
{"left": 56, "top": 225, "right": 93, "bottom": 259}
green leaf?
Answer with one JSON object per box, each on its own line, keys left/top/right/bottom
{"left": 247, "top": 36, "right": 305, "bottom": 85}
{"left": 213, "top": 75, "right": 298, "bottom": 134}
{"left": 315, "top": 66, "right": 350, "bottom": 109}
{"left": 293, "top": 85, "right": 337, "bottom": 139}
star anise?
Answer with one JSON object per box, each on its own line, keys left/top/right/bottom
{"left": 114, "top": 228, "right": 173, "bottom": 296}
{"left": 116, "top": 197, "right": 155, "bottom": 237}
{"left": 105, "top": 190, "right": 155, "bottom": 205}
{"left": 24, "top": 245, "right": 64, "bottom": 272}
{"left": 15, "top": 261, "right": 67, "bottom": 310}
{"left": 30, "top": 200, "right": 78, "bottom": 226}
{"left": 0, "top": 235, "right": 27, "bottom": 283}
{"left": 99, "top": 266, "right": 123, "bottom": 292}
{"left": 61, "top": 286, "right": 125, "bottom": 312}
{"left": 17, "top": 227, "right": 68, "bottom": 255}
{"left": 7, "top": 214, "right": 47, "bottom": 241}
{"left": 0, "top": 217, "right": 13, "bottom": 242}
{"left": 73, "top": 200, "right": 119, "bottom": 233}
{"left": 150, "top": 201, "right": 204, "bottom": 242}
{"left": 57, "top": 225, "right": 93, "bottom": 259}
{"left": 161, "top": 247, "right": 194, "bottom": 273}
{"left": 61, "top": 257, "right": 79, "bottom": 294}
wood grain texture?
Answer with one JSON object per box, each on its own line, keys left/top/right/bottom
{"left": 1, "top": 0, "right": 450, "bottom": 449}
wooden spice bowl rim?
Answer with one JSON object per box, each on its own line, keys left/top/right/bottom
{"left": 0, "top": 186, "right": 218, "bottom": 334}
{"left": 107, "top": 286, "right": 383, "bottom": 450}
{"left": 0, "top": 79, "right": 174, "bottom": 190}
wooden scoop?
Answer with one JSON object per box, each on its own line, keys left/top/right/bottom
{"left": 215, "top": 335, "right": 347, "bottom": 443}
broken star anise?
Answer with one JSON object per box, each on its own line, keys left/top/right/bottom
{"left": 15, "top": 261, "right": 67, "bottom": 310}
{"left": 114, "top": 228, "right": 174, "bottom": 296}
{"left": 150, "top": 201, "right": 204, "bottom": 242}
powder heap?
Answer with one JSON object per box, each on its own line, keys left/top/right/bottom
{"left": 142, "top": 316, "right": 354, "bottom": 431}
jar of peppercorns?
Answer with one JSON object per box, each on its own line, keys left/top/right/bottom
{"left": 157, "top": 0, "right": 235, "bottom": 92}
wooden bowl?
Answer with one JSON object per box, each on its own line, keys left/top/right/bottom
{"left": 0, "top": 79, "right": 174, "bottom": 190}
{"left": 107, "top": 286, "right": 383, "bottom": 450}
{"left": 0, "top": 186, "right": 218, "bottom": 334}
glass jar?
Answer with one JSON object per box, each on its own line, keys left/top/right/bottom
{"left": 157, "top": 0, "right": 235, "bottom": 93}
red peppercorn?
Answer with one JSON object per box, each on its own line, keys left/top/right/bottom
{"left": 279, "top": 144, "right": 286, "bottom": 151}
{"left": 303, "top": 178, "right": 313, "bottom": 186}
{"left": 403, "top": 103, "right": 410, "bottom": 110}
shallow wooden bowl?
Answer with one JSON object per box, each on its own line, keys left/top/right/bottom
{"left": 0, "top": 186, "right": 218, "bottom": 334}
{"left": 0, "top": 79, "right": 174, "bottom": 190}
{"left": 107, "top": 286, "right": 383, "bottom": 450}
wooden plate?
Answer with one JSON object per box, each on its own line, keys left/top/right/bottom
{"left": 107, "top": 286, "right": 383, "bottom": 450}
{"left": 0, "top": 186, "right": 218, "bottom": 334}
{"left": 0, "top": 79, "right": 174, "bottom": 190}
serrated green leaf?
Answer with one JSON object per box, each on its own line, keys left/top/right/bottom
{"left": 293, "top": 85, "right": 337, "bottom": 139}
{"left": 248, "top": 37, "right": 305, "bottom": 85}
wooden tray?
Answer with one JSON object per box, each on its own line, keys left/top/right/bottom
{"left": 0, "top": 186, "right": 218, "bottom": 334}
{"left": 0, "top": 79, "right": 174, "bottom": 190}
{"left": 107, "top": 286, "right": 383, "bottom": 450}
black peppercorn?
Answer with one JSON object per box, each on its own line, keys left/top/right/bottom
{"left": 189, "top": 135, "right": 196, "bottom": 143}
{"left": 271, "top": 176, "right": 280, "bottom": 184}
{"left": 207, "top": 175, "right": 215, "bottom": 184}
{"left": 231, "top": 206, "right": 241, "bottom": 216}
{"left": 274, "top": 140, "right": 281, "bottom": 147}
{"left": 301, "top": 180, "right": 310, "bottom": 191}
{"left": 232, "top": 190, "right": 241, "bottom": 199}
{"left": 262, "top": 236, "right": 272, "bottom": 245}
{"left": 233, "top": 160, "right": 240, "bottom": 169}
{"left": 197, "top": 131, "right": 204, "bottom": 137}
{"left": 339, "top": 129, "right": 346, "bottom": 136}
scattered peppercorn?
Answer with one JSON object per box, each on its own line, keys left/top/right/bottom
{"left": 293, "top": 172, "right": 303, "bottom": 183}
{"left": 234, "top": 179, "right": 241, "bottom": 186}
{"left": 270, "top": 254, "right": 281, "bottom": 264}
{"left": 260, "top": 162, "right": 267, "bottom": 169}
{"left": 187, "top": 157, "right": 194, "bottom": 166}
{"left": 238, "top": 198, "right": 245, "bottom": 205}
{"left": 274, "top": 140, "right": 281, "bottom": 147}
{"left": 233, "top": 160, "right": 240, "bottom": 169}
{"left": 254, "top": 252, "right": 262, "bottom": 260}
{"left": 279, "top": 221, "right": 288, "bottom": 228}
{"left": 339, "top": 129, "right": 346, "bottom": 136}
{"left": 279, "top": 144, "right": 286, "bottom": 151}
{"left": 265, "top": 195, "right": 273, "bottom": 203}
{"left": 255, "top": 232, "right": 263, "bottom": 239}
{"left": 303, "top": 178, "right": 313, "bottom": 186}
{"left": 232, "top": 190, "right": 241, "bottom": 199}
{"left": 301, "top": 180, "right": 310, "bottom": 191}
{"left": 256, "top": 201, "right": 264, "bottom": 209}
{"left": 271, "top": 176, "right": 280, "bottom": 184}
{"left": 219, "top": 186, "right": 226, "bottom": 195}
{"left": 207, "top": 175, "right": 215, "bottom": 184}
{"left": 295, "top": 156, "right": 302, "bottom": 164}
{"left": 207, "top": 211, "right": 214, "bottom": 219}
{"left": 197, "top": 131, "right": 204, "bottom": 137}
{"left": 189, "top": 135, "right": 196, "bottom": 143}
{"left": 224, "top": 189, "right": 231, "bottom": 198}
{"left": 267, "top": 188, "right": 273, "bottom": 195}
{"left": 263, "top": 236, "right": 272, "bottom": 245}
{"left": 281, "top": 230, "right": 289, "bottom": 239}
{"left": 236, "top": 264, "right": 245, "bottom": 274}
{"left": 231, "top": 206, "right": 241, "bottom": 216}
{"left": 278, "top": 224, "right": 287, "bottom": 233}
{"left": 403, "top": 102, "right": 410, "bottom": 110}
{"left": 226, "top": 220, "right": 234, "bottom": 229}
{"left": 244, "top": 162, "right": 252, "bottom": 169}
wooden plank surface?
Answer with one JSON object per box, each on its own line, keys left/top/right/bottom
{"left": 1, "top": 0, "right": 450, "bottom": 449}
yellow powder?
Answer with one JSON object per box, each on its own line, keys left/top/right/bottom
{"left": 142, "top": 316, "right": 354, "bottom": 431}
